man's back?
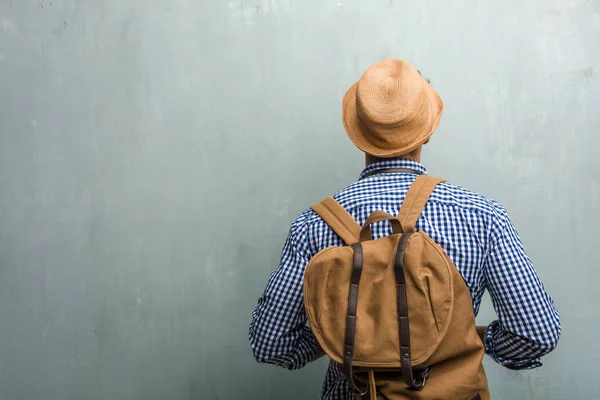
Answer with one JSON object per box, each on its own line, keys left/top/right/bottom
{"left": 249, "top": 158, "right": 560, "bottom": 399}
{"left": 249, "top": 59, "right": 559, "bottom": 399}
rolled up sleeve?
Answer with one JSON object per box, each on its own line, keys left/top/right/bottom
{"left": 483, "top": 213, "right": 561, "bottom": 369}
{"left": 248, "top": 212, "right": 318, "bottom": 370}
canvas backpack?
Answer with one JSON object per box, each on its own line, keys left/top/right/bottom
{"left": 303, "top": 175, "right": 490, "bottom": 400}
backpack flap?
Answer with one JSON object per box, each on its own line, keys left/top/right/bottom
{"left": 304, "top": 232, "right": 455, "bottom": 368}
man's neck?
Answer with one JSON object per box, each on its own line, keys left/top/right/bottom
{"left": 365, "top": 152, "right": 421, "bottom": 166}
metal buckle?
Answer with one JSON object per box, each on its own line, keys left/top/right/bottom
{"left": 351, "top": 382, "right": 370, "bottom": 398}
{"left": 351, "top": 387, "right": 370, "bottom": 399}
{"left": 415, "top": 367, "right": 432, "bottom": 389}
{"left": 351, "top": 380, "right": 370, "bottom": 398}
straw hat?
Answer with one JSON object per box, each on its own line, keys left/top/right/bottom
{"left": 342, "top": 58, "right": 444, "bottom": 158}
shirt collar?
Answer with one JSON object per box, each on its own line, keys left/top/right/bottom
{"left": 359, "top": 158, "right": 428, "bottom": 180}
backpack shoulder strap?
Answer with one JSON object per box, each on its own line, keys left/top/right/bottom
{"left": 398, "top": 175, "right": 446, "bottom": 233}
{"left": 311, "top": 197, "right": 361, "bottom": 246}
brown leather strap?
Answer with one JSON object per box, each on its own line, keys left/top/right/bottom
{"left": 311, "top": 197, "right": 361, "bottom": 245}
{"left": 398, "top": 176, "right": 446, "bottom": 233}
{"left": 342, "top": 243, "right": 369, "bottom": 396}
{"left": 394, "top": 233, "right": 430, "bottom": 390}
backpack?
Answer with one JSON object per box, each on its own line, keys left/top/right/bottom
{"left": 303, "top": 175, "right": 490, "bottom": 400}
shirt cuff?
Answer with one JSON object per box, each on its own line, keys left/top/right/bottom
{"left": 483, "top": 320, "right": 543, "bottom": 370}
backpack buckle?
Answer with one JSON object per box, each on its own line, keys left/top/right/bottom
{"left": 350, "top": 381, "right": 370, "bottom": 397}
{"left": 413, "top": 367, "right": 432, "bottom": 389}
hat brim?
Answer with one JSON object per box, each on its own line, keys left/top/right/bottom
{"left": 342, "top": 81, "right": 444, "bottom": 158}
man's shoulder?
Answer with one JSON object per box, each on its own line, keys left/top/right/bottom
{"left": 288, "top": 178, "right": 511, "bottom": 247}
{"left": 429, "top": 181, "right": 509, "bottom": 220}
{"left": 331, "top": 177, "right": 509, "bottom": 220}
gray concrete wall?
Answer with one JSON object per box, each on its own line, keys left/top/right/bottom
{"left": 0, "top": 1, "right": 597, "bottom": 399}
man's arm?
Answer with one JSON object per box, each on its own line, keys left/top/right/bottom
{"left": 248, "top": 212, "right": 319, "bottom": 370}
{"left": 483, "top": 210, "right": 561, "bottom": 369}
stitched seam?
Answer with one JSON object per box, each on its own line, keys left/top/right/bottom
{"left": 412, "top": 232, "right": 455, "bottom": 365}
{"left": 304, "top": 248, "right": 342, "bottom": 362}
{"left": 321, "top": 201, "right": 360, "bottom": 243}
{"left": 400, "top": 177, "right": 429, "bottom": 229}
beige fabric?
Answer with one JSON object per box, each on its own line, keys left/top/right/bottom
{"left": 359, "top": 210, "right": 402, "bottom": 241}
{"left": 304, "top": 177, "right": 489, "bottom": 399}
{"left": 311, "top": 197, "right": 361, "bottom": 245}
{"left": 342, "top": 59, "right": 444, "bottom": 158}
{"left": 398, "top": 176, "right": 446, "bottom": 233}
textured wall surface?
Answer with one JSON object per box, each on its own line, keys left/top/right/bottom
{"left": 0, "top": 1, "right": 598, "bottom": 399}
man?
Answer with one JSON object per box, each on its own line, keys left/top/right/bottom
{"left": 249, "top": 58, "right": 560, "bottom": 399}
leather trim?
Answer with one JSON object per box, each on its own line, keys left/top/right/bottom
{"left": 394, "top": 233, "right": 430, "bottom": 390}
{"left": 342, "top": 243, "right": 369, "bottom": 395}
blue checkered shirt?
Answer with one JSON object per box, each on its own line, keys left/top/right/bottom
{"left": 249, "top": 158, "right": 560, "bottom": 399}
